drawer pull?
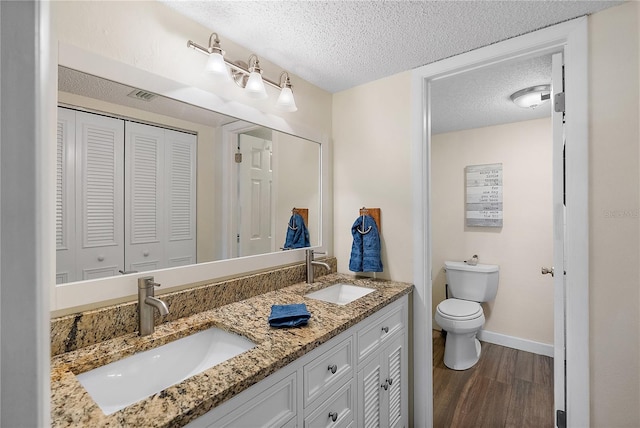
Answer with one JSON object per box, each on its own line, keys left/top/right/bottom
{"left": 329, "top": 411, "right": 338, "bottom": 422}
{"left": 388, "top": 377, "right": 393, "bottom": 385}
{"left": 381, "top": 326, "right": 389, "bottom": 333}
{"left": 381, "top": 380, "right": 389, "bottom": 390}
{"left": 328, "top": 364, "right": 337, "bottom": 374}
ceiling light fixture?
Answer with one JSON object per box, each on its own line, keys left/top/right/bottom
{"left": 510, "top": 85, "right": 551, "bottom": 109}
{"left": 187, "top": 33, "right": 298, "bottom": 112}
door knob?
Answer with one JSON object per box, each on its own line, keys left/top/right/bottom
{"left": 541, "top": 267, "right": 554, "bottom": 277}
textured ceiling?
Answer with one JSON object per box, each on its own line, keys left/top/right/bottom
{"left": 160, "top": 0, "right": 620, "bottom": 93}
{"left": 431, "top": 54, "right": 553, "bottom": 134}
{"left": 60, "top": 1, "right": 623, "bottom": 134}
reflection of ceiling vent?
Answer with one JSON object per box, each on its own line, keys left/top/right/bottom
{"left": 127, "top": 89, "right": 157, "bottom": 102}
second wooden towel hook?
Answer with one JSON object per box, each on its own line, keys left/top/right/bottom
{"left": 358, "top": 207, "right": 381, "bottom": 235}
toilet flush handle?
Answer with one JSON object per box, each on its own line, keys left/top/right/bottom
{"left": 541, "top": 266, "right": 554, "bottom": 277}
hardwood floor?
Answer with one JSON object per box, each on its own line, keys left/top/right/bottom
{"left": 433, "top": 330, "right": 554, "bottom": 428}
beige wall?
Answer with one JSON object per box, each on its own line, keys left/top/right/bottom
{"left": 333, "top": 2, "right": 640, "bottom": 425}
{"left": 431, "top": 118, "right": 554, "bottom": 345}
{"left": 332, "top": 72, "right": 413, "bottom": 282}
{"left": 589, "top": 3, "right": 640, "bottom": 426}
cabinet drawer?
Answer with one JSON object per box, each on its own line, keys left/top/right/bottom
{"left": 207, "top": 372, "right": 296, "bottom": 428}
{"left": 304, "top": 337, "right": 353, "bottom": 407}
{"left": 357, "top": 302, "right": 404, "bottom": 364}
{"left": 304, "top": 380, "right": 354, "bottom": 428}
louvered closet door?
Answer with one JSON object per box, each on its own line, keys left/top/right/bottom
{"left": 125, "top": 122, "right": 165, "bottom": 273}
{"left": 56, "top": 108, "right": 77, "bottom": 284}
{"left": 163, "top": 129, "right": 196, "bottom": 267}
{"left": 75, "top": 111, "right": 125, "bottom": 280}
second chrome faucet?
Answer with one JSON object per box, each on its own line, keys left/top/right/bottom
{"left": 138, "top": 276, "right": 169, "bottom": 336}
{"left": 306, "top": 249, "right": 330, "bottom": 284}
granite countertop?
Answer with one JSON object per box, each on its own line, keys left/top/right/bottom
{"left": 51, "top": 273, "right": 413, "bottom": 427}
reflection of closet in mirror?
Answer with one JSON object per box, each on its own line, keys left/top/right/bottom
{"left": 56, "top": 107, "right": 196, "bottom": 283}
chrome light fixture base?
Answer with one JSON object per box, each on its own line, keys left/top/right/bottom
{"left": 188, "top": 33, "right": 297, "bottom": 111}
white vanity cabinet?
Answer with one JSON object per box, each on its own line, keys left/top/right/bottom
{"left": 186, "top": 294, "right": 408, "bottom": 428}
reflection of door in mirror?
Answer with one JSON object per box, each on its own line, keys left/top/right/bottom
{"left": 56, "top": 107, "right": 196, "bottom": 283}
{"left": 237, "top": 133, "right": 275, "bottom": 257}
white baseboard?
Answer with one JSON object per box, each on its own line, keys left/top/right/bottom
{"left": 477, "top": 329, "right": 554, "bottom": 357}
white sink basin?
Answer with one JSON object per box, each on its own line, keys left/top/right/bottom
{"left": 76, "top": 327, "right": 256, "bottom": 415}
{"left": 305, "top": 283, "right": 375, "bottom": 305}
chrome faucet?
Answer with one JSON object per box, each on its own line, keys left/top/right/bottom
{"left": 138, "top": 276, "right": 169, "bottom": 336}
{"left": 306, "top": 249, "right": 330, "bottom": 284}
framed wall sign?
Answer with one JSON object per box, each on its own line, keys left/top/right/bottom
{"left": 465, "top": 163, "right": 503, "bottom": 227}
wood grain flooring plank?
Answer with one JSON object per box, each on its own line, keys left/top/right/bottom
{"left": 533, "top": 353, "right": 554, "bottom": 387}
{"left": 433, "top": 331, "right": 554, "bottom": 428}
{"left": 515, "top": 350, "right": 534, "bottom": 382}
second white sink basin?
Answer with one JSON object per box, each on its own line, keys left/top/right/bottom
{"left": 305, "top": 283, "right": 375, "bottom": 305}
{"left": 76, "top": 327, "right": 256, "bottom": 415}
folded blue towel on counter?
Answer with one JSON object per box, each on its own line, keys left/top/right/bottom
{"left": 349, "top": 214, "right": 383, "bottom": 273}
{"left": 268, "top": 303, "right": 311, "bottom": 328}
{"left": 283, "top": 213, "right": 310, "bottom": 249}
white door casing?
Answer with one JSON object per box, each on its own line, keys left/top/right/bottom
{"left": 411, "top": 18, "right": 589, "bottom": 428}
{"left": 551, "top": 51, "right": 567, "bottom": 421}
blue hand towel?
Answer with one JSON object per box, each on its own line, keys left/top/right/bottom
{"left": 268, "top": 303, "right": 311, "bottom": 328}
{"left": 283, "top": 213, "right": 310, "bottom": 249}
{"left": 349, "top": 215, "right": 383, "bottom": 272}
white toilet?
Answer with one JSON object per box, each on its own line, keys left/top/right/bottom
{"left": 435, "top": 260, "right": 499, "bottom": 370}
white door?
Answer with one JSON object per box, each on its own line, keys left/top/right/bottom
{"left": 125, "top": 123, "right": 197, "bottom": 272}
{"left": 163, "top": 129, "right": 197, "bottom": 268}
{"left": 125, "top": 121, "right": 164, "bottom": 273}
{"left": 238, "top": 134, "right": 273, "bottom": 257}
{"left": 56, "top": 107, "right": 77, "bottom": 284}
{"left": 75, "top": 111, "right": 125, "bottom": 280}
{"left": 551, "top": 51, "right": 567, "bottom": 425}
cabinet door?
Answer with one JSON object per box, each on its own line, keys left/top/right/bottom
{"left": 357, "top": 332, "right": 406, "bottom": 428}
{"left": 358, "top": 356, "right": 382, "bottom": 428}
{"left": 383, "top": 334, "right": 405, "bottom": 428}
{"left": 74, "top": 111, "right": 125, "bottom": 280}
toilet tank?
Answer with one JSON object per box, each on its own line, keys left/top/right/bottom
{"left": 444, "top": 261, "right": 499, "bottom": 302}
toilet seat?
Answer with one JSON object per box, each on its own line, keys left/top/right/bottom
{"left": 437, "top": 298, "right": 483, "bottom": 321}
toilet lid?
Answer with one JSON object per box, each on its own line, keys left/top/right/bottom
{"left": 437, "top": 299, "right": 483, "bottom": 320}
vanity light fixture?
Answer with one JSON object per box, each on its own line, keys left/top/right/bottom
{"left": 187, "top": 33, "right": 298, "bottom": 112}
{"left": 510, "top": 85, "right": 551, "bottom": 109}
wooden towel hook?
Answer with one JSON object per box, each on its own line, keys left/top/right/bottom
{"left": 358, "top": 207, "right": 381, "bottom": 234}
{"left": 289, "top": 207, "right": 308, "bottom": 230}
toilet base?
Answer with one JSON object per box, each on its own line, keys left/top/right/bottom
{"left": 443, "top": 332, "right": 482, "bottom": 370}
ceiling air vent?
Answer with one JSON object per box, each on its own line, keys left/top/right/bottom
{"left": 127, "top": 89, "right": 157, "bottom": 102}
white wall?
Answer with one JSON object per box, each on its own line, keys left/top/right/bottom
{"left": 431, "top": 118, "right": 554, "bottom": 345}
{"left": 332, "top": 72, "right": 413, "bottom": 282}
{"left": 589, "top": 3, "right": 640, "bottom": 426}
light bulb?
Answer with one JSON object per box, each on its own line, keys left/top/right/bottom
{"left": 276, "top": 87, "right": 297, "bottom": 112}
{"left": 245, "top": 72, "right": 268, "bottom": 99}
{"left": 205, "top": 52, "right": 231, "bottom": 80}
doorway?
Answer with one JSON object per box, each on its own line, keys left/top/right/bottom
{"left": 429, "top": 52, "right": 556, "bottom": 426}
{"left": 411, "top": 18, "right": 589, "bottom": 427}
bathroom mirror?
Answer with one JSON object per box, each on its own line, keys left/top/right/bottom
{"left": 57, "top": 65, "right": 320, "bottom": 282}
{"left": 53, "top": 44, "right": 327, "bottom": 313}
